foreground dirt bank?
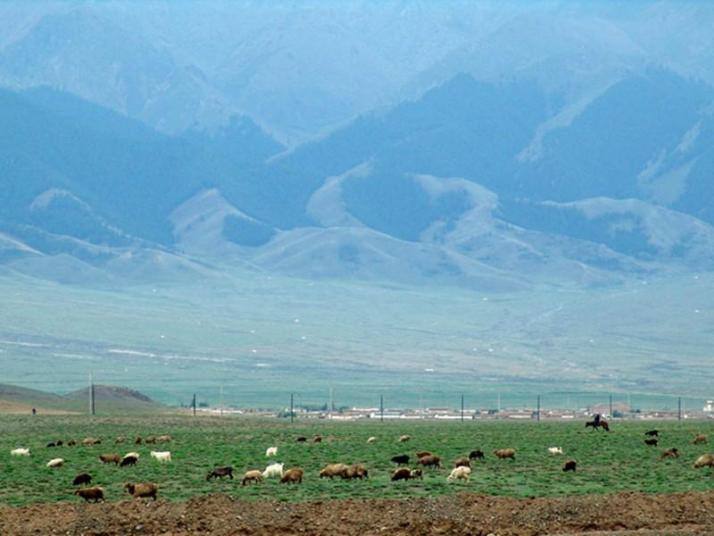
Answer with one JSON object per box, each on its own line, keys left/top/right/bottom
{"left": 1, "top": 491, "right": 713, "bottom": 535}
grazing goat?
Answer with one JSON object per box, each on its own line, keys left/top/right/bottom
{"left": 493, "top": 448, "right": 516, "bottom": 460}
{"left": 660, "top": 448, "right": 679, "bottom": 460}
{"left": 74, "top": 487, "right": 104, "bottom": 503}
{"left": 645, "top": 430, "right": 659, "bottom": 437}
{"left": 644, "top": 438, "right": 658, "bottom": 447}
{"left": 694, "top": 453, "right": 714, "bottom": 468}
{"left": 391, "top": 468, "right": 422, "bottom": 481}
{"left": 10, "top": 448, "right": 30, "bottom": 456}
{"left": 73, "top": 473, "right": 92, "bottom": 486}
{"left": 454, "top": 457, "right": 471, "bottom": 468}
{"left": 280, "top": 467, "right": 304, "bottom": 484}
{"left": 417, "top": 454, "right": 441, "bottom": 469}
{"left": 150, "top": 451, "right": 172, "bottom": 463}
{"left": 563, "top": 460, "right": 577, "bottom": 472}
{"left": 548, "top": 447, "right": 563, "bottom": 455}
{"left": 319, "top": 463, "right": 349, "bottom": 479}
{"left": 47, "top": 458, "right": 64, "bottom": 468}
{"left": 99, "top": 453, "right": 121, "bottom": 465}
{"left": 693, "top": 434, "right": 708, "bottom": 445}
{"left": 241, "top": 470, "right": 263, "bottom": 485}
{"left": 391, "top": 454, "right": 410, "bottom": 465}
{"left": 262, "top": 462, "right": 284, "bottom": 479}
{"left": 398, "top": 435, "right": 411, "bottom": 443}
{"left": 447, "top": 466, "right": 471, "bottom": 482}
{"left": 125, "top": 482, "right": 158, "bottom": 500}
{"left": 207, "top": 466, "right": 234, "bottom": 480}
{"left": 469, "top": 449, "right": 485, "bottom": 460}
{"left": 265, "top": 446, "right": 278, "bottom": 457}
{"left": 341, "top": 464, "right": 369, "bottom": 480}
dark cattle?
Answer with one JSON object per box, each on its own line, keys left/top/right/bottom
{"left": 391, "top": 454, "right": 410, "bottom": 465}
{"left": 206, "top": 466, "right": 234, "bottom": 480}
{"left": 644, "top": 438, "right": 658, "bottom": 447}
{"left": 469, "top": 449, "right": 485, "bottom": 460}
{"left": 563, "top": 460, "right": 577, "bottom": 472}
{"left": 72, "top": 473, "right": 92, "bottom": 486}
{"left": 645, "top": 430, "right": 659, "bottom": 437}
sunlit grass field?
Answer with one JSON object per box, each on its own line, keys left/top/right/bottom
{"left": 1, "top": 415, "right": 712, "bottom": 506}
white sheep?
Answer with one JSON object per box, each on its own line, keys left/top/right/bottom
{"left": 548, "top": 447, "right": 563, "bottom": 455}
{"left": 150, "top": 451, "right": 172, "bottom": 463}
{"left": 265, "top": 446, "right": 278, "bottom": 457}
{"left": 262, "top": 462, "right": 284, "bottom": 479}
{"left": 11, "top": 448, "right": 30, "bottom": 456}
{"left": 367, "top": 436, "right": 377, "bottom": 444}
{"left": 47, "top": 458, "right": 64, "bottom": 468}
{"left": 447, "top": 466, "right": 471, "bottom": 482}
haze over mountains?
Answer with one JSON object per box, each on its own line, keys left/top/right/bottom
{"left": 2, "top": 1, "right": 714, "bottom": 291}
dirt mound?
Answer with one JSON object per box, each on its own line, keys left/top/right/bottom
{"left": 2, "top": 491, "right": 713, "bottom": 535}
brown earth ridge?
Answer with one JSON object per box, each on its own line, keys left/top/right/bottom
{"left": 1, "top": 490, "right": 713, "bottom": 535}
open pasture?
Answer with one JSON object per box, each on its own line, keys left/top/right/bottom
{"left": 1, "top": 415, "right": 713, "bottom": 506}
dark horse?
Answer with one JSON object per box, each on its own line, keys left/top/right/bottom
{"left": 585, "top": 414, "right": 610, "bottom": 431}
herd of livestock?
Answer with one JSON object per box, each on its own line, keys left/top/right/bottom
{"left": 7, "top": 427, "right": 714, "bottom": 503}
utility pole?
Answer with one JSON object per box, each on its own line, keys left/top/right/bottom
{"left": 380, "top": 394, "right": 384, "bottom": 423}
{"left": 460, "top": 394, "right": 465, "bottom": 422}
{"left": 220, "top": 385, "right": 224, "bottom": 417}
{"left": 329, "top": 386, "right": 334, "bottom": 418}
{"left": 192, "top": 393, "right": 196, "bottom": 416}
{"left": 536, "top": 394, "right": 541, "bottom": 422}
{"left": 609, "top": 393, "right": 613, "bottom": 418}
{"left": 497, "top": 392, "right": 501, "bottom": 414}
{"left": 290, "top": 393, "right": 294, "bottom": 424}
{"left": 88, "top": 372, "right": 95, "bottom": 416}
{"left": 678, "top": 396, "right": 682, "bottom": 421}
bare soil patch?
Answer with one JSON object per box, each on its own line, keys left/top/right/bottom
{"left": 1, "top": 491, "right": 713, "bottom": 535}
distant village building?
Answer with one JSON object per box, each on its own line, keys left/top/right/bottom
{"left": 704, "top": 400, "right": 713, "bottom": 413}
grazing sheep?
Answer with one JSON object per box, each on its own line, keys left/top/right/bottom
{"left": 135, "top": 437, "right": 143, "bottom": 445}
{"left": 391, "top": 468, "right": 422, "bottom": 481}
{"left": 280, "top": 467, "right": 304, "bottom": 484}
{"left": 120, "top": 453, "right": 139, "bottom": 467}
{"left": 125, "top": 482, "right": 158, "bottom": 500}
{"left": 74, "top": 487, "right": 104, "bottom": 503}
{"left": 447, "top": 466, "right": 471, "bottom": 482}
{"left": 454, "top": 457, "right": 471, "bottom": 468}
{"left": 319, "top": 463, "right": 349, "bottom": 479}
{"left": 10, "top": 448, "right": 30, "bottom": 457}
{"left": 694, "top": 453, "right": 714, "bottom": 468}
{"left": 144, "top": 436, "right": 157, "bottom": 444}
{"left": 693, "top": 434, "right": 708, "bottom": 445}
{"left": 415, "top": 451, "right": 432, "bottom": 459}
{"left": 207, "top": 466, "right": 234, "bottom": 480}
{"left": 417, "top": 454, "right": 441, "bottom": 469}
{"left": 645, "top": 438, "right": 659, "bottom": 447}
{"left": 547, "top": 447, "right": 563, "bottom": 455}
{"left": 341, "top": 464, "right": 369, "bottom": 480}
{"left": 312, "top": 436, "right": 322, "bottom": 443}
{"left": 367, "top": 436, "right": 377, "bottom": 444}
{"left": 67, "top": 440, "right": 77, "bottom": 447}
{"left": 115, "top": 436, "right": 125, "bottom": 444}
{"left": 398, "top": 435, "right": 411, "bottom": 443}
{"left": 469, "top": 449, "right": 485, "bottom": 460}
{"left": 156, "top": 435, "right": 172, "bottom": 443}
{"left": 99, "top": 453, "right": 121, "bottom": 465}
{"left": 241, "top": 470, "right": 263, "bottom": 485}
{"left": 150, "top": 451, "right": 172, "bottom": 463}
{"left": 82, "top": 437, "right": 101, "bottom": 446}
{"left": 645, "top": 430, "right": 659, "bottom": 437}
{"left": 660, "top": 448, "right": 680, "bottom": 460}
{"left": 296, "top": 436, "right": 307, "bottom": 443}
{"left": 494, "top": 448, "right": 516, "bottom": 460}
{"left": 47, "top": 458, "right": 64, "bottom": 468}
{"left": 46, "top": 440, "right": 62, "bottom": 448}
{"left": 262, "top": 462, "right": 284, "bottom": 479}
{"left": 563, "top": 460, "right": 577, "bottom": 472}
{"left": 73, "top": 473, "right": 92, "bottom": 486}
{"left": 265, "top": 446, "right": 278, "bottom": 457}
{"left": 391, "top": 454, "right": 410, "bottom": 465}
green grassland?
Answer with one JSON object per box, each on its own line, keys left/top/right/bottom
{"left": 1, "top": 272, "right": 713, "bottom": 409}
{"left": 1, "top": 415, "right": 713, "bottom": 506}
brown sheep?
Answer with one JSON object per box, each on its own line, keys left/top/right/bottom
{"left": 398, "top": 435, "right": 411, "bottom": 443}
{"left": 660, "top": 448, "right": 680, "bottom": 460}
{"left": 156, "top": 435, "right": 172, "bottom": 443}
{"left": 454, "top": 457, "right": 471, "bottom": 468}
{"left": 241, "top": 470, "right": 263, "bottom": 485}
{"left": 82, "top": 437, "right": 101, "bottom": 447}
{"left": 417, "top": 454, "right": 441, "bottom": 469}
{"left": 72, "top": 473, "right": 92, "bottom": 486}
{"left": 144, "top": 436, "right": 157, "bottom": 444}
{"left": 415, "top": 451, "right": 432, "bottom": 459}
{"left": 312, "top": 435, "right": 322, "bottom": 443}
{"left": 341, "top": 464, "right": 369, "bottom": 480}
{"left": 693, "top": 434, "right": 708, "bottom": 445}
{"left": 494, "top": 448, "right": 516, "bottom": 460}
{"left": 319, "top": 463, "right": 349, "bottom": 479}
{"left": 125, "top": 482, "right": 158, "bottom": 500}
{"left": 562, "top": 460, "right": 577, "bottom": 472}
{"left": 280, "top": 467, "right": 304, "bottom": 484}
{"left": 99, "top": 453, "right": 121, "bottom": 465}
{"left": 74, "top": 487, "right": 104, "bottom": 503}
{"left": 694, "top": 453, "right": 714, "bottom": 468}
{"left": 391, "top": 468, "right": 422, "bottom": 481}
{"left": 207, "top": 466, "right": 234, "bottom": 480}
